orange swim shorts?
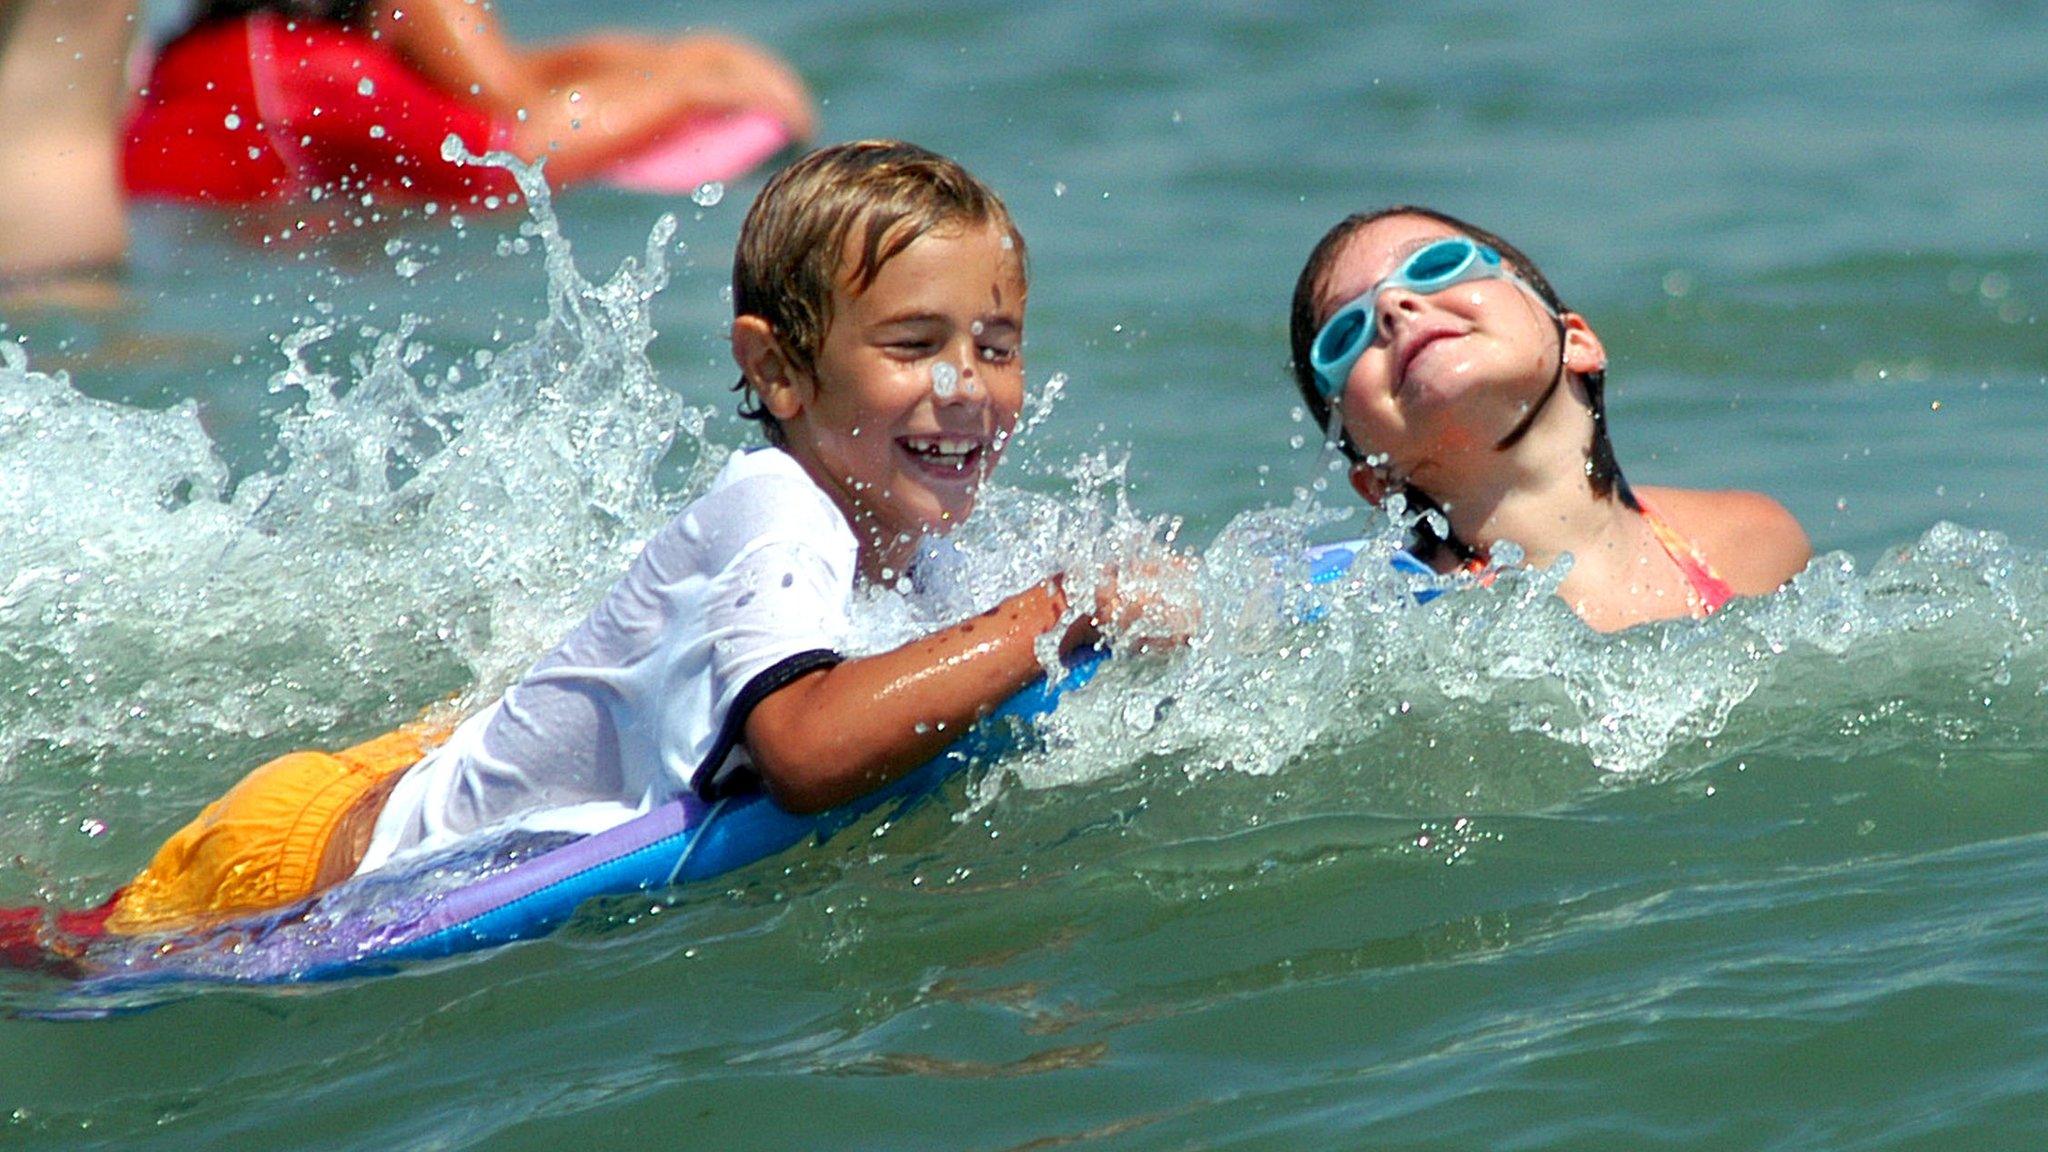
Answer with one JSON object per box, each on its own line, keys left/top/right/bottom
{"left": 106, "top": 723, "right": 447, "bottom": 936}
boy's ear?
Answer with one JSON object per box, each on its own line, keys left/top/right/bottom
{"left": 732, "top": 316, "right": 810, "bottom": 420}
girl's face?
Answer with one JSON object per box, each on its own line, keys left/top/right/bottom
{"left": 1313, "top": 214, "right": 1596, "bottom": 494}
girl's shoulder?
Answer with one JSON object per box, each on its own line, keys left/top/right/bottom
{"left": 1635, "top": 484, "right": 1812, "bottom": 595}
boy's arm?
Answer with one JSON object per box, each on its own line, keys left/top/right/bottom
{"left": 741, "top": 578, "right": 1089, "bottom": 814}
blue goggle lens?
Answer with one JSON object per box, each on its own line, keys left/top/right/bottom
{"left": 1407, "top": 239, "right": 1478, "bottom": 284}
{"left": 1309, "top": 238, "right": 1507, "bottom": 399}
{"left": 1314, "top": 309, "right": 1367, "bottom": 369}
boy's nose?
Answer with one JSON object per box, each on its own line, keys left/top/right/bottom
{"left": 931, "top": 348, "right": 984, "bottom": 403}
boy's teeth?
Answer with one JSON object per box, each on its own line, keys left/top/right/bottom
{"left": 904, "top": 436, "right": 979, "bottom": 457}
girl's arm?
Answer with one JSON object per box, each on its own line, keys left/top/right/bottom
{"left": 741, "top": 578, "right": 1094, "bottom": 815}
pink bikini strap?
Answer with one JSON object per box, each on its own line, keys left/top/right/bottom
{"left": 1636, "top": 497, "right": 1734, "bottom": 616}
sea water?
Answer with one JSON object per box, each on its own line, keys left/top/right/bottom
{"left": 3, "top": 1, "right": 2047, "bottom": 1148}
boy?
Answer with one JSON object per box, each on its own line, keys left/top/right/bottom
{"left": 103, "top": 140, "right": 1119, "bottom": 935}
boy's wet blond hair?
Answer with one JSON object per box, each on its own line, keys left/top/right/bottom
{"left": 732, "top": 140, "right": 1027, "bottom": 443}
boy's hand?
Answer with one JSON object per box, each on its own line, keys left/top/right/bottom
{"left": 1060, "top": 557, "right": 1199, "bottom": 655}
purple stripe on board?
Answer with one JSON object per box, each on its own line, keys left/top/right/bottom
{"left": 402, "top": 794, "right": 709, "bottom": 939}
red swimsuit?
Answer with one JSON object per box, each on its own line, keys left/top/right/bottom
{"left": 124, "top": 14, "right": 516, "bottom": 204}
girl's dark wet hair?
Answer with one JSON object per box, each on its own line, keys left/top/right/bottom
{"left": 1287, "top": 206, "right": 1631, "bottom": 560}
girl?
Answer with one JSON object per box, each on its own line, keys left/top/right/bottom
{"left": 1290, "top": 206, "right": 1809, "bottom": 631}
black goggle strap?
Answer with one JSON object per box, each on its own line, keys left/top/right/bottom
{"left": 1492, "top": 312, "right": 1570, "bottom": 452}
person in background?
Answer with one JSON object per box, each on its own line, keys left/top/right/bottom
{"left": 125, "top": 0, "right": 816, "bottom": 205}
{"left": 0, "top": 0, "right": 137, "bottom": 293}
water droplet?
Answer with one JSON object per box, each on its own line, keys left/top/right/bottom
{"left": 691, "top": 181, "right": 725, "bottom": 207}
{"left": 369, "top": 124, "right": 387, "bottom": 139}
{"left": 357, "top": 77, "right": 375, "bottom": 96}
{"left": 223, "top": 112, "right": 242, "bottom": 130}
{"left": 932, "top": 361, "right": 960, "bottom": 398}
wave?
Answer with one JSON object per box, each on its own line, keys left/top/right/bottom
{"left": 3, "top": 152, "right": 2044, "bottom": 925}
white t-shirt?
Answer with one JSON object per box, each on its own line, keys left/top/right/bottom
{"left": 357, "top": 447, "right": 858, "bottom": 875}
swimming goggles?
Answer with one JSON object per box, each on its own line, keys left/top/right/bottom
{"left": 1309, "top": 236, "right": 1552, "bottom": 399}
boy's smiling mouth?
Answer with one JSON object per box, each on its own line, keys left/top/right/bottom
{"left": 898, "top": 434, "right": 988, "bottom": 476}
